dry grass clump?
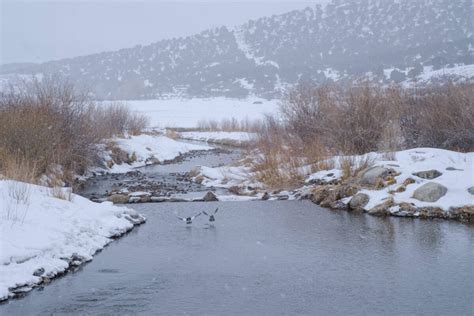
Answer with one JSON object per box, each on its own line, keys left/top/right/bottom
{"left": 197, "top": 117, "right": 263, "bottom": 132}
{"left": 0, "top": 78, "right": 148, "bottom": 185}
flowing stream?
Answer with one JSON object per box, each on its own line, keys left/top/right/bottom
{"left": 2, "top": 145, "right": 473, "bottom": 315}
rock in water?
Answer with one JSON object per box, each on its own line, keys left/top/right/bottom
{"left": 412, "top": 182, "right": 448, "bottom": 202}
{"left": 349, "top": 193, "right": 369, "bottom": 211}
{"left": 261, "top": 192, "right": 270, "bottom": 200}
{"left": 203, "top": 191, "right": 219, "bottom": 201}
{"left": 412, "top": 169, "right": 442, "bottom": 179}
{"left": 359, "top": 166, "right": 395, "bottom": 186}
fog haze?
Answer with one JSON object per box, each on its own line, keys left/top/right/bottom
{"left": 1, "top": 0, "right": 323, "bottom": 64}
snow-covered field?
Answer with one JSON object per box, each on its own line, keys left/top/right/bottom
{"left": 0, "top": 181, "right": 145, "bottom": 301}
{"left": 103, "top": 97, "right": 279, "bottom": 128}
{"left": 179, "top": 131, "right": 257, "bottom": 145}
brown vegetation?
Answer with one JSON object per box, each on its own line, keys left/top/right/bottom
{"left": 253, "top": 81, "right": 473, "bottom": 187}
{"left": 0, "top": 78, "right": 148, "bottom": 185}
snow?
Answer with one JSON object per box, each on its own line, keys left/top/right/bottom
{"left": 195, "top": 147, "right": 473, "bottom": 212}
{"left": 361, "top": 148, "right": 474, "bottom": 211}
{"left": 413, "top": 64, "right": 474, "bottom": 83}
{"left": 198, "top": 165, "right": 263, "bottom": 189}
{"left": 104, "top": 134, "right": 211, "bottom": 173}
{"left": 179, "top": 131, "right": 257, "bottom": 144}
{"left": 103, "top": 97, "right": 279, "bottom": 128}
{"left": 0, "top": 180, "right": 145, "bottom": 301}
{"left": 306, "top": 169, "right": 343, "bottom": 183}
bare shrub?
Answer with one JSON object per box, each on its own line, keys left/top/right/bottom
{"left": 254, "top": 81, "right": 473, "bottom": 187}
{"left": 338, "top": 155, "right": 374, "bottom": 180}
{"left": 400, "top": 83, "right": 474, "bottom": 151}
{"left": 49, "top": 186, "right": 74, "bottom": 201}
{"left": 196, "top": 117, "right": 264, "bottom": 132}
{"left": 0, "top": 78, "right": 149, "bottom": 185}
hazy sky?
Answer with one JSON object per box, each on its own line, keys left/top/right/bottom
{"left": 0, "top": 0, "right": 326, "bottom": 65}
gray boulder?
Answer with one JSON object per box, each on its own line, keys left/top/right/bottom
{"left": 261, "top": 192, "right": 270, "bottom": 200}
{"left": 467, "top": 187, "right": 474, "bottom": 195}
{"left": 349, "top": 193, "right": 369, "bottom": 210}
{"left": 359, "top": 166, "right": 395, "bottom": 186}
{"left": 412, "top": 169, "right": 442, "bottom": 179}
{"left": 412, "top": 182, "right": 448, "bottom": 202}
{"left": 203, "top": 191, "right": 219, "bottom": 202}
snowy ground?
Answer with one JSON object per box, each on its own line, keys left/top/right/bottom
{"left": 179, "top": 131, "right": 256, "bottom": 145}
{"left": 193, "top": 148, "right": 474, "bottom": 212}
{"left": 101, "top": 134, "right": 212, "bottom": 173}
{"left": 0, "top": 180, "right": 145, "bottom": 301}
{"left": 100, "top": 97, "right": 279, "bottom": 128}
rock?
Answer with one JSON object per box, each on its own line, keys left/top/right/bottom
{"left": 329, "top": 200, "right": 348, "bottom": 210}
{"left": 33, "top": 268, "right": 45, "bottom": 277}
{"left": 403, "top": 178, "right": 416, "bottom": 186}
{"left": 368, "top": 198, "right": 394, "bottom": 216}
{"left": 359, "top": 166, "right": 396, "bottom": 186}
{"left": 412, "top": 182, "right": 448, "bottom": 202}
{"left": 349, "top": 193, "right": 369, "bottom": 211}
{"left": 261, "top": 192, "right": 270, "bottom": 200}
{"left": 203, "top": 191, "right": 219, "bottom": 202}
{"left": 412, "top": 169, "right": 442, "bottom": 179}
{"left": 108, "top": 194, "right": 129, "bottom": 204}
{"left": 467, "top": 187, "right": 474, "bottom": 195}
{"left": 277, "top": 195, "right": 289, "bottom": 200}
{"left": 194, "top": 175, "right": 205, "bottom": 184}
{"left": 450, "top": 205, "right": 474, "bottom": 222}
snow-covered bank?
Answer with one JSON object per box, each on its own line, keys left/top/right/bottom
{"left": 102, "top": 97, "right": 279, "bottom": 128}
{"left": 0, "top": 180, "right": 145, "bottom": 301}
{"left": 179, "top": 131, "right": 257, "bottom": 146}
{"left": 192, "top": 148, "right": 474, "bottom": 221}
{"left": 101, "top": 134, "right": 212, "bottom": 173}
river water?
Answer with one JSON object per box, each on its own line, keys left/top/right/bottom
{"left": 2, "top": 201, "right": 473, "bottom": 315}
{"left": 2, "top": 145, "right": 473, "bottom": 315}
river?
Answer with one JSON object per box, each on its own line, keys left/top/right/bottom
{"left": 1, "top": 146, "right": 473, "bottom": 315}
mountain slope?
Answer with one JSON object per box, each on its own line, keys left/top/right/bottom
{"left": 2, "top": 0, "right": 472, "bottom": 99}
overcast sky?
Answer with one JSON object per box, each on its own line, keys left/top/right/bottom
{"left": 0, "top": 0, "right": 327, "bottom": 65}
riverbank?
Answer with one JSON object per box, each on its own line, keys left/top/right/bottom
{"left": 0, "top": 180, "right": 145, "bottom": 302}
{"left": 191, "top": 148, "right": 474, "bottom": 222}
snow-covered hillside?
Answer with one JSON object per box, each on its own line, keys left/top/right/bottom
{"left": 1, "top": 0, "right": 471, "bottom": 99}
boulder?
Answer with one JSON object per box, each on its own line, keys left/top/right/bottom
{"left": 203, "top": 191, "right": 219, "bottom": 202}
{"left": 412, "top": 169, "right": 442, "bottom": 179}
{"left": 261, "top": 192, "right": 270, "bottom": 200}
{"left": 368, "top": 198, "right": 394, "bottom": 216}
{"left": 349, "top": 193, "right": 369, "bottom": 211}
{"left": 359, "top": 166, "right": 395, "bottom": 186}
{"left": 467, "top": 187, "right": 474, "bottom": 195}
{"left": 412, "top": 182, "right": 448, "bottom": 202}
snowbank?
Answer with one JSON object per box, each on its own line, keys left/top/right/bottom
{"left": 104, "top": 134, "right": 212, "bottom": 173}
{"left": 179, "top": 131, "right": 256, "bottom": 145}
{"left": 0, "top": 180, "right": 145, "bottom": 301}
